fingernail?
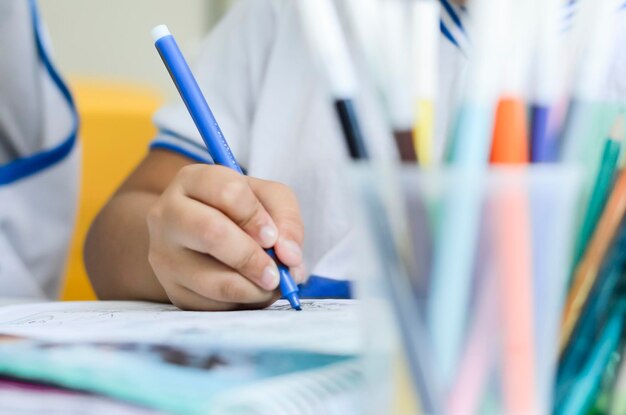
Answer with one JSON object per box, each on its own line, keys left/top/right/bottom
{"left": 261, "top": 265, "right": 280, "bottom": 290}
{"left": 283, "top": 240, "right": 303, "bottom": 261}
{"left": 259, "top": 225, "right": 278, "bottom": 247}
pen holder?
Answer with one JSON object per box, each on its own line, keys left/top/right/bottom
{"left": 352, "top": 164, "right": 583, "bottom": 415}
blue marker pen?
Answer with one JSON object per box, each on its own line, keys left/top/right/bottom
{"left": 152, "top": 25, "right": 301, "bottom": 311}
{"left": 530, "top": 105, "right": 558, "bottom": 162}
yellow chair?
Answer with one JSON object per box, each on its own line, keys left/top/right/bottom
{"left": 60, "top": 79, "right": 163, "bottom": 301}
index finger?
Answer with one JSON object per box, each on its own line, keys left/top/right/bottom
{"left": 178, "top": 165, "right": 279, "bottom": 248}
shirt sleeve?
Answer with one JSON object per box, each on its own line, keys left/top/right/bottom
{"left": 0, "top": 1, "right": 43, "bottom": 164}
{"left": 151, "top": 0, "right": 279, "bottom": 167}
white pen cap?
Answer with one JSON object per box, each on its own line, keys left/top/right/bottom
{"left": 151, "top": 25, "right": 171, "bottom": 42}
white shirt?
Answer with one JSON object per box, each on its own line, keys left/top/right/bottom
{"left": 0, "top": 0, "right": 79, "bottom": 299}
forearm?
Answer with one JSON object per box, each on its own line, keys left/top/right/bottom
{"left": 84, "top": 189, "right": 168, "bottom": 302}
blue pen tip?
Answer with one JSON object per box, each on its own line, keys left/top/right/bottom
{"left": 286, "top": 293, "right": 302, "bottom": 311}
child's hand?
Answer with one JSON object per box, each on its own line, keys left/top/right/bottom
{"left": 146, "top": 164, "right": 307, "bottom": 311}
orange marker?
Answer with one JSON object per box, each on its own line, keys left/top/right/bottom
{"left": 491, "top": 96, "right": 536, "bottom": 414}
{"left": 490, "top": 97, "right": 530, "bottom": 164}
{"left": 560, "top": 168, "right": 626, "bottom": 353}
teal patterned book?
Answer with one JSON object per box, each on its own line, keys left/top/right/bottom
{"left": 0, "top": 300, "right": 362, "bottom": 415}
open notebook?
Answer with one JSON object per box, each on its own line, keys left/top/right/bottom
{"left": 0, "top": 300, "right": 362, "bottom": 415}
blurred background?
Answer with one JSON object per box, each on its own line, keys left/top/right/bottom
{"left": 40, "top": 0, "right": 233, "bottom": 97}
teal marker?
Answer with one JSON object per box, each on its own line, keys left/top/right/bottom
{"left": 426, "top": 0, "right": 502, "bottom": 387}
{"left": 557, "top": 216, "right": 626, "bottom": 395}
{"left": 572, "top": 117, "right": 624, "bottom": 276}
{"left": 428, "top": 104, "right": 492, "bottom": 385}
{"left": 555, "top": 299, "right": 626, "bottom": 415}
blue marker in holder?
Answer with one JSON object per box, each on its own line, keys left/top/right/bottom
{"left": 152, "top": 25, "right": 301, "bottom": 310}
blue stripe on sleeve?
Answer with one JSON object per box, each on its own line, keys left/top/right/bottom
{"left": 440, "top": 21, "right": 460, "bottom": 48}
{"left": 438, "top": 0, "right": 466, "bottom": 33}
{"left": 158, "top": 128, "right": 210, "bottom": 153}
{"left": 297, "top": 276, "right": 353, "bottom": 299}
{"left": 0, "top": 0, "right": 78, "bottom": 186}
{"left": 150, "top": 141, "right": 213, "bottom": 164}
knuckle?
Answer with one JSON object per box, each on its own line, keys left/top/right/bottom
{"left": 177, "top": 164, "right": 200, "bottom": 182}
{"left": 199, "top": 213, "right": 227, "bottom": 244}
{"left": 234, "top": 246, "right": 260, "bottom": 273}
{"left": 238, "top": 200, "right": 262, "bottom": 229}
{"left": 219, "top": 178, "right": 249, "bottom": 207}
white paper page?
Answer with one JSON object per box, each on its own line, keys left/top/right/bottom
{"left": 0, "top": 300, "right": 361, "bottom": 355}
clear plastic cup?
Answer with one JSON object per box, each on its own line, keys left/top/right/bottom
{"left": 353, "top": 164, "right": 583, "bottom": 415}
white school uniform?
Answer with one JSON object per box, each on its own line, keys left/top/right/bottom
{"left": 151, "top": 0, "right": 469, "bottom": 281}
{"left": 0, "top": 0, "right": 79, "bottom": 299}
